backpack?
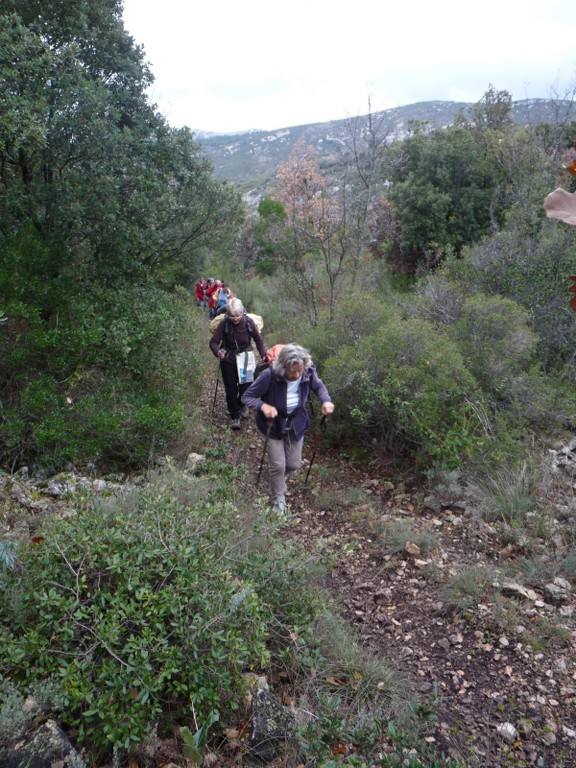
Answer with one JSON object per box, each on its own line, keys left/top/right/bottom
{"left": 209, "top": 312, "right": 264, "bottom": 334}
{"left": 254, "top": 343, "right": 284, "bottom": 379}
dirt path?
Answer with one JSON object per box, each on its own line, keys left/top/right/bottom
{"left": 205, "top": 356, "right": 576, "bottom": 768}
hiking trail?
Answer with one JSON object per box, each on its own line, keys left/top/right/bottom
{"left": 201, "top": 340, "right": 576, "bottom": 768}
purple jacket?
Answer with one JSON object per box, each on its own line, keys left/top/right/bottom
{"left": 241, "top": 365, "right": 332, "bottom": 440}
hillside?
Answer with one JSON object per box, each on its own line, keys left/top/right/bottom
{"left": 3, "top": 339, "right": 576, "bottom": 767}
{"left": 205, "top": 353, "right": 576, "bottom": 767}
{"left": 198, "top": 98, "right": 575, "bottom": 195}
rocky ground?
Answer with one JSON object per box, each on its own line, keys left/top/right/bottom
{"left": 2, "top": 378, "right": 576, "bottom": 768}
{"left": 207, "top": 379, "right": 576, "bottom": 768}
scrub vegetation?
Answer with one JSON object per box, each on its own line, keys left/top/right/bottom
{"left": 2, "top": 2, "right": 576, "bottom": 765}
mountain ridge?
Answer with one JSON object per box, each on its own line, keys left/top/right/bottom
{"left": 199, "top": 98, "right": 574, "bottom": 194}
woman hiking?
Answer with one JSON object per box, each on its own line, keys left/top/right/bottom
{"left": 209, "top": 298, "right": 267, "bottom": 430}
{"left": 241, "top": 343, "right": 334, "bottom": 513}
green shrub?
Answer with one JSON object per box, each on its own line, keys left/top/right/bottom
{"left": 410, "top": 280, "right": 576, "bottom": 428}
{"left": 322, "top": 315, "right": 482, "bottom": 469}
{"left": 446, "top": 293, "right": 538, "bottom": 396}
{"left": 300, "top": 287, "right": 396, "bottom": 371}
{"left": 446, "top": 210, "right": 576, "bottom": 370}
{"left": 0, "top": 470, "right": 322, "bottom": 754}
{"left": 0, "top": 281, "right": 203, "bottom": 470}
{"left": 0, "top": 372, "right": 187, "bottom": 469}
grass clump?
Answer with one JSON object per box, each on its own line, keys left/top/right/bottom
{"left": 513, "top": 549, "right": 576, "bottom": 586}
{"left": 439, "top": 565, "right": 497, "bottom": 613}
{"left": 377, "top": 519, "right": 440, "bottom": 556}
{"left": 313, "top": 487, "right": 370, "bottom": 511}
{"left": 467, "top": 462, "right": 539, "bottom": 526}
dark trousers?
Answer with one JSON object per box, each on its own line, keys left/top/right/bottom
{"left": 220, "top": 359, "right": 250, "bottom": 419}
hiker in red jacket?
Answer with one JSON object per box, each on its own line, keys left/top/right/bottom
{"left": 206, "top": 279, "right": 222, "bottom": 319}
{"left": 209, "top": 298, "right": 267, "bottom": 430}
{"left": 194, "top": 278, "right": 205, "bottom": 306}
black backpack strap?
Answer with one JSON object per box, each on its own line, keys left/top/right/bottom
{"left": 244, "top": 313, "right": 256, "bottom": 340}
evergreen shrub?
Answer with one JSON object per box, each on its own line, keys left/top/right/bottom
{"left": 449, "top": 215, "right": 576, "bottom": 370}
{"left": 0, "top": 246, "right": 203, "bottom": 469}
{"left": 408, "top": 271, "right": 576, "bottom": 435}
{"left": 0, "top": 470, "right": 322, "bottom": 754}
{"left": 322, "top": 316, "right": 482, "bottom": 469}
{"left": 446, "top": 293, "right": 538, "bottom": 395}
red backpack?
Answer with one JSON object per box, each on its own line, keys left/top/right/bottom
{"left": 254, "top": 344, "right": 284, "bottom": 379}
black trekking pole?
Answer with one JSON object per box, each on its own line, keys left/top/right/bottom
{"left": 256, "top": 419, "right": 273, "bottom": 484}
{"left": 304, "top": 415, "right": 327, "bottom": 485}
{"left": 211, "top": 364, "right": 220, "bottom": 416}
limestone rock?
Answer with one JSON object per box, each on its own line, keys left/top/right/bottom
{"left": 0, "top": 720, "right": 82, "bottom": 768}
{"left": 247, "top": 688, "right": 296, "bottom": 762}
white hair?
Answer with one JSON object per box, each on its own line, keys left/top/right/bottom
{"left": 273, "top": 344, "right": 312, "bottom": 375}
{"left": 226, "top": 297, "right": 244, "bottom": 317}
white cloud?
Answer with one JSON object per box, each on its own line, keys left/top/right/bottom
{"left": 122, "top": 0, "right": 576, "bottom": 133}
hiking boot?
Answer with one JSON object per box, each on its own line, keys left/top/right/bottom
{"left": 240, "top": 405, "right": 250, "bottom": 419}
{"left": 272, "top": 495, "right": 287, "bottom": 513}
{"left": 230, "top": 418, "right": 241, "bottom": 430}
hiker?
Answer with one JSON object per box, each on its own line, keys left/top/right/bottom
{"left": 194, "top": 277, "right": 206, "bottom": 306}
{"left": 209, "top": 298, "right": 267, "bottom": 430}
{"left": 201, "top": 278, "right": 213, "bottom": 308}
{"left": 206, "top": 279, "right": 222, "bottom": 319}
{"left": 241, "top": 343, "right": 334, "bottom": 513}
{"left": 212, "top": 282, "right": 232, "bottom": 316}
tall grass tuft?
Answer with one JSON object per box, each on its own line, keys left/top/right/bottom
{"left": 467, "top": 462, "right": 539, "bottom": 525}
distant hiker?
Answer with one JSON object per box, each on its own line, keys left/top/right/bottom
{"left": 194, "top": 277, "right": 205, "bottom": 306}
{"left": 206, "top": 279, "right": 222, "bottom": 319}
{"left": 202, "top": 278, "right": 214, "bottom": 307}
{"left": 212, "top": 282, "right": 232, "bottom": 316}
{"left": 209, "top": 298, "right": 267, "bottom": 430}
{"left": 242, "top": 343, "right": 334, "bottom": 513}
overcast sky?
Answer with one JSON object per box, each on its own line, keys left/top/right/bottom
{"left": 121, "top": 0, "right": 576, "bottom": 135}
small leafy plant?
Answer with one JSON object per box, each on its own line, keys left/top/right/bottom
{"left": 0, "top": 541, "right": 17, "bottom": 575}
{"left": 180, "top": 711, "right": 219, "bottom": 766}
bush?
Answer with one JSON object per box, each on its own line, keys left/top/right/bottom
{"left": 448, "top": 212, "right": 576, "bottom": 370}
{"left": 322, "top": 315, "right": 482, "bottom": 469}
{"left": 300, "top": 286, "right": 396, "bottom": 371}
{"left": 0, "top": 279, "right": 203, "bottom": 470}
{"left": 446, "top": 293, "right": 538, "bottom": 396}
{"left": 406, "top": 277, "right": 576, "bottom": 441}
{"left": 0, "top": 470, "right": 322, "bottom": 754}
